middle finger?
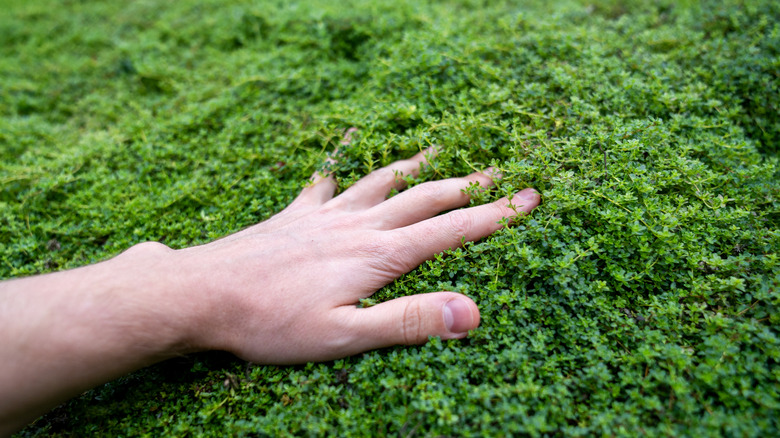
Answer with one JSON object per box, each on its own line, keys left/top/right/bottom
{"left": 363, "top": 169, "right": 497, "bottom": 230}
{"left": 327, "top": 147, "right": 436, "bottom": 211}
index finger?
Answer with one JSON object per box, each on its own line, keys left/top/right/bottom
{"left": 292, "top": 127, "right": 357, "bottom": 207}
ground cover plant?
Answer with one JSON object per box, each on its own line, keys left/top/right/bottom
{"left": 2, "top": 0, "right": 778, "bottom": 435}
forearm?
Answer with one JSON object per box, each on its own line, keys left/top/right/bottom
{"left": 0, "top": 242, "right": 194, "bottom": 435}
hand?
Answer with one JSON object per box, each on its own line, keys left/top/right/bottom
{"left": 0, "top": 141, "right": 540, "bottom": 433}
{"left": 165, "top": 146, "right": 541, "bottom": 363}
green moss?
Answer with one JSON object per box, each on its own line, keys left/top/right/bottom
{"left": 3, "top": 0, "right": 778, "bottom": 436}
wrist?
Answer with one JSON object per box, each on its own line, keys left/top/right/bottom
{"left": 0, "top": 241, "right": 202, "bottom": 433}
{"left": 104, "top": 241, "right": 201, "bottom": 360}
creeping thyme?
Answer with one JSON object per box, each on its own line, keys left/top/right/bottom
{"left": 4, "top": 0, "right": 778, "bottom": 436}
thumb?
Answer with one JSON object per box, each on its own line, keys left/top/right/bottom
{"left": 345, "top": 292, "right": 480, "bottom": 352}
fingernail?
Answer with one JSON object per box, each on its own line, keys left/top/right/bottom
{"left": 443, "top": 299, "right": 474, "bottom": 333}
{"left": 517, "top": 187, "right": 540, "bottom": 201}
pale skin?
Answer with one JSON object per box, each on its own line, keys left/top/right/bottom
{"left": 0, "top": 144, "right": 540, "bottom": 435}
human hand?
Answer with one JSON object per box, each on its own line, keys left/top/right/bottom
{"left": 160, "top": 144, "right": 540, "bottom": 364}
{"left": 0, "top": 137, "right": 540, "bottom": 433}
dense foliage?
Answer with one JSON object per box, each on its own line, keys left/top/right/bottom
{"left": 2, "top": 0, "right": 778, "bottom": 436}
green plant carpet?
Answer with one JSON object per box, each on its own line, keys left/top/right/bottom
{"left": 2, "top": 0, "right": 778, "bottom": 436}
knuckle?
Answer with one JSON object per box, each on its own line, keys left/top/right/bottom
{"left": 492, "top": 197, "right": 519, "bottom": 218}
{"left": 470, "top": 173, "right": 494, "bottom": 188}
{"left": 315, "top": 201, "right": 340, "bottom": 216}
{"left": 322, "top": 313, "right": 360, "bottom": 357}
{"left": 351, "top": 234, "right": 389, "bottom": 256}
{"left": 401, "top": 300, "right": 425, "bottom": 344}
{"left": 412, "top": 181, "right": 447, "bottom": 205}
{"left": 353, "top": 235, "right": 416, "bottom": 276}
{"left": 445, "top": 210, "right": 472, "bottom": 239}
{"left": 372, "top": 167, "right": 397, "bottom": 182}
{"left": 332, "top": 212, "right": 367, "bottom": 230}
